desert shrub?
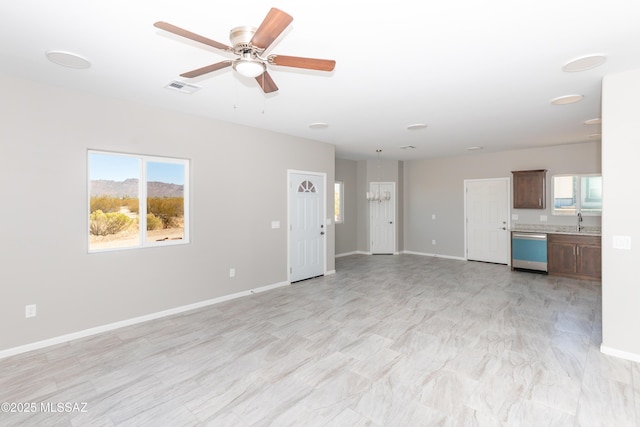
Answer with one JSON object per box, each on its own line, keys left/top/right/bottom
{"left": 90, "top": 196, "right": 121, "bottom": 213}
{"left": 147, "top": 197, "right": 184, "bottom": 228}
{"left": 89, "top": 210, "right": 133, "bottom": 236}
{"left": 146, "top": 213, "right": 163, "bottom": 230}
{"left": 122, "top": 197, "right": 139, "bottom": 214}
{"left": 90, "top": 196, "right": 139, "bottom": 214}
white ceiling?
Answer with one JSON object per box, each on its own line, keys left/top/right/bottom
{"left": 2, "top": 1, "right": 639, "bottom": 161}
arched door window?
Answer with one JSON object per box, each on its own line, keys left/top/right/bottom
{"left": 297, "top": 180, "right": 316, "bottom": 193}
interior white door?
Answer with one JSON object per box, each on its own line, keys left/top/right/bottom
{"left": 466, "top": 178, "right": 509, "bottom": 264}
{"left": 290, "top": 173, "right": 325, "bottom": 282}
{"left": 370, "top": 182, "right": 396, "bottom": 254}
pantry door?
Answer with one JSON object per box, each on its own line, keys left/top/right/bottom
{"left": 370, "top": 182, "right": 396, "bottom": 254}
{"left": 465, "top": 178, "right": 510, "bottom": 264}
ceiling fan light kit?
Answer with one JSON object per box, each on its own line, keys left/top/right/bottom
{"left": 233, "top": 57, "right": 266, "bottom": 78}
{"left": 154, "top": 7, "right": 335, "bottom": 93}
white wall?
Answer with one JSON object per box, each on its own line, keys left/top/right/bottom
{"left": 0, "top": 74, "right": 335, "bottom": 353}
{"left": 601, "top": 68, "right": 640, "bottom": 360}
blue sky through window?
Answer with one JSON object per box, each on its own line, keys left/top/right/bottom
{"left": 90, "top": 153, "right": 184, "bottom": 185}
{"left": 147, "top": 162, "right": 184, "bottom": 185}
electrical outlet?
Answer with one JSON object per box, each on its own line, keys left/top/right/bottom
{"left": 432, "top": 240, "right": 436, "bottom": 245}
{"left": 25, "top": 304, "right": 37, "bottom": 318}
{"left": 432, "top": 214, "right": 436, "bottom": 220}
{"left": 229, "top": 268, "right": 236, "bottom": 278}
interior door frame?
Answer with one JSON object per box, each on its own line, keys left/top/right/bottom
{"left": 463, "top": 177, "right": 511, "bottom": 265}
{"left": 287, "top": 169, "right": 327, "bottom": 282}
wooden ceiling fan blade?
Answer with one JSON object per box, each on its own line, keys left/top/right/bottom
{"left": 255, "top": 71, "right": 278, "bottom": 93}
{"left": 180, "top": 61, "right": 232, "bottom": 78}
{"left": 154, "top": 21, "right": 230, "bottom": 51}
{"left": 250, "top": 8, "right": 293, "bottom": 50}
{"left": 270, "top": 55, "right": 336, "bottom": 71}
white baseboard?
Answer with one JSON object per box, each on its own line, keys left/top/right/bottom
{"left": 335, "top": 251, "right": 369, "bottom": 258}
{"left": 337, "top": 251, "right": 465, "bottom": 261}
{"left": 0, "top": 280, "right": 290, "bottom": 360}
{"left": 600, "top": 345, "right": 640, "bottom": 363}
{"left": 402, "top": 250, "right": 466, "bottom": 261}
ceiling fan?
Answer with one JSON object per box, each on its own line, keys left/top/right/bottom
{"left": 154, "top": 8, "right": 336, "bottom": 93}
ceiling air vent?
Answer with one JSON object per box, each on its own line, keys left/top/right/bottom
{"left": 164, "top": 80, "right": 201, "bottom": 94}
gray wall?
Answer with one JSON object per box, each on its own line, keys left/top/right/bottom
{"left": 0, "top": 74, "right": 335, "bottom": 352}
{"left": 331, "top": 159, "right": 405, "bottom": 254}
{"left": 403, "top": 142, "right": 601, "bottom": 258}
{"left": 601, "top": 68, "right": 640, "bottom": 358}
{"left": 335, "top": 158, "right": 358, "bottom": 255}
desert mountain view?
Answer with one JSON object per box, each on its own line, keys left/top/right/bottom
{"left": 90, "top": 179, "right": 183, "bottom": 198}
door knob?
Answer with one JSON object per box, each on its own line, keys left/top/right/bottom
{"left": 320, "top": 231, "right": 325, "bottom": 235}
{"left": 389, "top": 221, "right": 393, "bottom": 224}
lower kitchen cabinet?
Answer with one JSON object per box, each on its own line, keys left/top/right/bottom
{"left": 547, "top": 233, "right": 601, "bottom": 280}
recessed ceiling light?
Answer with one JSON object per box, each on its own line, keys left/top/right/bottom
{"left": 562, "top": 55, "right": 606, "bottom": 72}
{"left": 467, "top": 146, "right": 483, "bottom": 151}
{"left": 45, "top": 50, "right": 91, "bottom": 69}
{"left": 551, "top": 95, "right": 584, "bottom": 105}
{"left": 309, "top": 123, "right": 329, "bottom": 129}
{"left": 584, "top": 118, "right": 602, "bottom": 125}
{"left": 407, "top": 124, "right": 428, "bottom": 130}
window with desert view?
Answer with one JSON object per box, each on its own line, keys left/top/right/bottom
{"left": 88, "top": 151, "right": 189, "bottom": 252}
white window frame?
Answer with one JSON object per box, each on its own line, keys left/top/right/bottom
{"left": 334, "top": 181, "right": 344, "bottom": 224}
{"left": 551, "top": 173, "right": 602, "bottom": 216}
{"left": 88, "top": 150, "right": 190, "bottom": 252}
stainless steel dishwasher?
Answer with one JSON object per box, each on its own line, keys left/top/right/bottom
{"left": 511, "top": 232, "right": 548, "bottom": 272}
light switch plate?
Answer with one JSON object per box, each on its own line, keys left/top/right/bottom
{"left": 25, "top": 304, "right": 37, "bottom": 318}
{"left": 271, "top": 221, "right": 280, "bottom": 229}
{"left": 613, "top": 235, "right": 632, "bottom": 250}
{"left": 540, "top": 215, "right": 548, "bottom": 222}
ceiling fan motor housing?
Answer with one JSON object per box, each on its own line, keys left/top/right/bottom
{"left": 229, "top": 26, "right": 259, "bottom": 53}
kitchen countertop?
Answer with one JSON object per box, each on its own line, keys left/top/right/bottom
{"left": 511, "top": 224, "right": 601, "bottom": 236}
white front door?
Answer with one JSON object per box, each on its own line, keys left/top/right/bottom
{"left": 370, "top": 182, "right": 396, "bottom": 254}
{"left": 289, "top": 172, "right": 325, "bottom": 282}
{"left": 465, "top": 178, "right": 510, "bottom": 264}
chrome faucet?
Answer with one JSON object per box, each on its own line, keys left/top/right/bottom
{"left": 577, "top": 211, "right": 584, "bottom": 232}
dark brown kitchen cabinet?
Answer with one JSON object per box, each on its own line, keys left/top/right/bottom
{"left": 547, "top": 233, "right": 601, "bottom": 280}
{"left": 512, "top": 169, "right": 547, "bottom": 209}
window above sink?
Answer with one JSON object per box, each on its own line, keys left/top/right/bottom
{"left": 552, "top": 174, "right": 602, "bottom": 216}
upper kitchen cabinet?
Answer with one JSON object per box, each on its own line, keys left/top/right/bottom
{"left": 512, "top": 169, "right": 547, "bottom": 209}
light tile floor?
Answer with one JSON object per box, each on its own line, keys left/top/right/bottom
{"left": 1, "top": 254, "right": 638, "bottom": 426}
